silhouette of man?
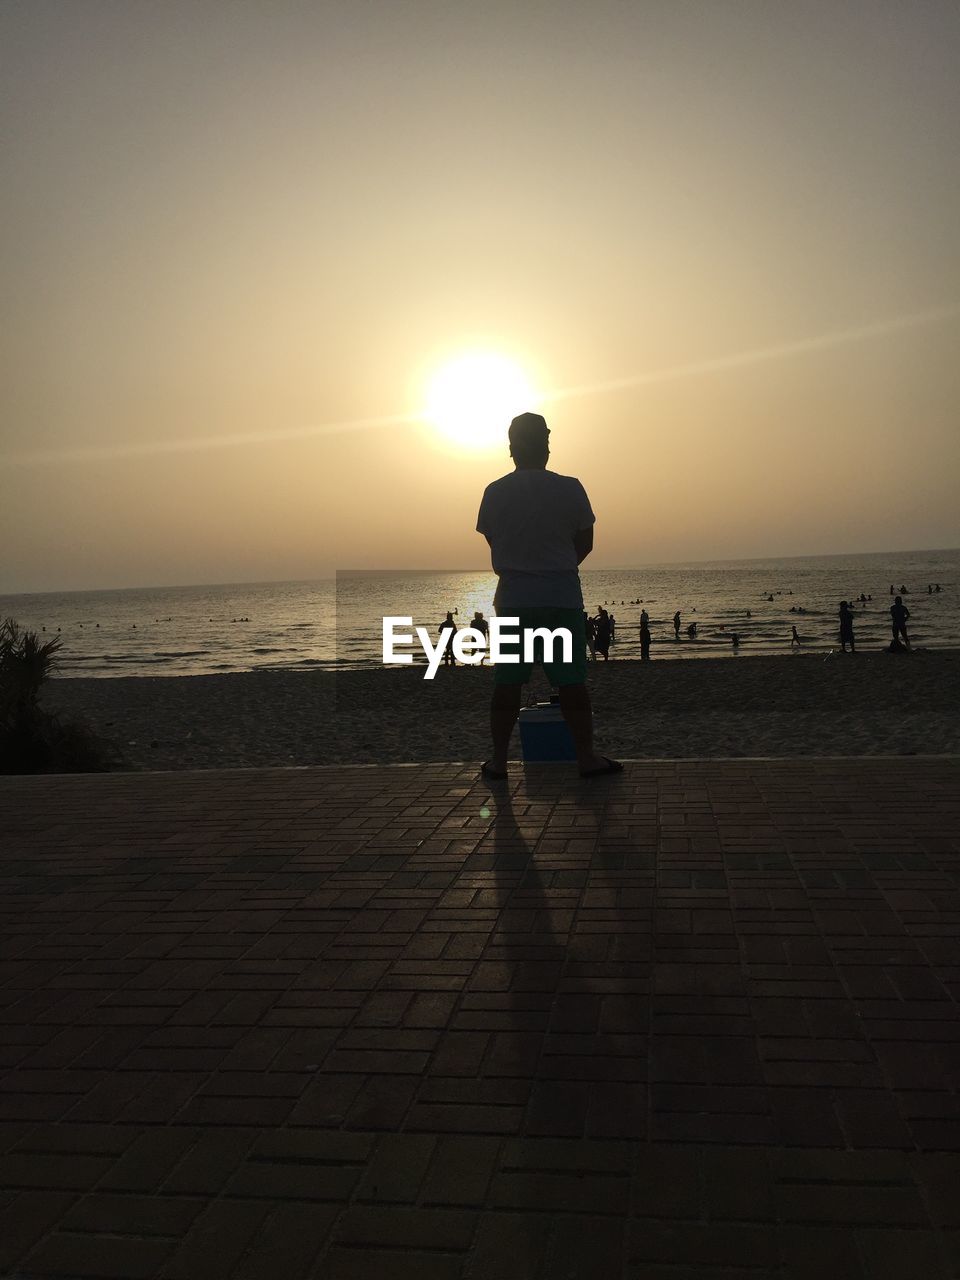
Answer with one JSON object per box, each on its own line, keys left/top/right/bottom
{"left": 639, "top": 612, "right": 651, "bottom": 661}
{"left": 584, "top": 612, "right": 597, "bottom": 661}
{"left": 838, "top": 601, "right": 855, "bottom": 653}
{"left": 890, "top": 595, "right": 911, "bottom": 647}
{"left": 594, "top": 608, "right": 611, "bottom": 661}
{"left": 476, "top": 412, "right": 621, "bottom": 778}
{"left": 472, "top": 611, "right": 489, "bottom": 663}
{"left": 438, "top": 611, "right": 458, "bottom": 666}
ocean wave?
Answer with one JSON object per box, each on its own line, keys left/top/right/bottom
{"left": 152, "top": 649, "right": 212, "bottom": 657}
{"left": 251, "top": 647, "right": 291, "bottom": 655}
{"left": 105, "top": 655, "right": 173, "bottom": 664}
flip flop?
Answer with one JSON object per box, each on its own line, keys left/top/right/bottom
{"left": 580, "top": 756, "right": 624, "bottom": 779}
{"left": 481, "top": 761, "right": 509, "bottom": 780}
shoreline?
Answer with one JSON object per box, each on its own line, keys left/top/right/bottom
{"left": 37, "top": 648, "right": 960, "bottom": 771}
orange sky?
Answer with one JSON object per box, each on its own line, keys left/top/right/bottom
{"left": 2, "top": 1, "right": 958, "bottom": 592}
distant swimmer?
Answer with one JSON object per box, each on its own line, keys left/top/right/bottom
{"left": 731, "top": 632, "right": 740, "bottom": 647}
{"left": 899, "top": 585, "right": 908, "bottom": 594}
{"left": 746, "top": 609, "right": 751, "bottom": 618}
{"left": 673, "top": 610, "right": 681, "bottom": 639}
{"left": 686, "top": 621, "right": 697, "bottom": 639}
{"left": 890, "top": 595, "right": 911, "bottom": 648}
{"left": 790, "top": 625, "right": 801, "bottom": 647}
{"left": 838, "top": 601, "right": 855, "bottom": 653}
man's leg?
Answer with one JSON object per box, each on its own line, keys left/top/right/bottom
{"left": 558, "top": 683, "right": 612, "bottom": 773}
{"left": 489, "top": 684, "right": 522, "bottom": 773}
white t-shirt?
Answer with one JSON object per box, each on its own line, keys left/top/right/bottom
{"left": 476, "top": 468, "right": 595, "bottom": 609}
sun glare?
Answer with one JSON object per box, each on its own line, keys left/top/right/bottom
{"left": 425, "top": 352, "right": 539, "bottom": 450}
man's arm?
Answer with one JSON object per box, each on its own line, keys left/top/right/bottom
{"left": 573, "top": 526, "right": 593, "bottom": 565}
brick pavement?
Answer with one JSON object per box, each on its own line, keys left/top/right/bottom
{"left": 1, "top": 757, "right": 959, "bottom": 1279}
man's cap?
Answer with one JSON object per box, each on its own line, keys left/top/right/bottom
{"left": 508, "top": 412, "right": 549, "bottom": 450}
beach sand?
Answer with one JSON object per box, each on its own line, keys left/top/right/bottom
{"left": 39, "top": 649, "right": 960, "bottom": 771}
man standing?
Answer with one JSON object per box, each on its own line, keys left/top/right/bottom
{"left": 476, "top": 412, "right": 621, "bottom": 779}
{"left": 890, "top": 595, "right": 911, "bottom": 648}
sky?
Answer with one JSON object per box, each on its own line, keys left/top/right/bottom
{"left": 2, "top": 0, "right": 958, "bottom": 593}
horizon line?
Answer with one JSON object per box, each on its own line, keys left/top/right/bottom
{"left": 3, "top": 545, "right": 957, "bottom": 598}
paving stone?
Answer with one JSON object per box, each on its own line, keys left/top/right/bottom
{"left": 0, "top": 1190, "right": 75, "bottom": 1273}
{"left": 24, "top": 1229, "right": 176, "bottom": 1278}
{"left": 356, "top": 1133, "right": 436, "bottom": 1202}
{"left": 466, "top": 1211, "right": 552, "bottom": 1280}
{"left": 421, "top": 1135, "right": 501, "bottom": 1206}
{"left": 161, "top": 1199, "right": 273, "bottom": 1279}
{"left": 233, "top": 1203, "right": 338, "bottom": 1280}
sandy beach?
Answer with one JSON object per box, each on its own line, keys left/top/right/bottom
{"left": 38, "top": 649, "right": 960, "bottom": 771}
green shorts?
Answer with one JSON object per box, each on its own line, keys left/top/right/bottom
{"left": 492, "top": 607, "right": 588, "bottom": 687}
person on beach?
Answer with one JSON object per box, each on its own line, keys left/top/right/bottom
{"left": 472, "top": 611, "right": 489, "bottom": 662}
{"left": 584, "top": 611, "right": 597, "bottom": 661}
{"left": 594, "top": 608, "right": 612, "bottom": 661}
{"left": 890, "top": 595, "right": 911, "bottom": 648}
{"left": 476, "top": 412, "right": 621, "bottom": 779}
{"left": 438, "top": 611, "right": 458, "bottom": 666}
{"left": 838, "top": 601, "right": 856, "bottom": 653}
{"left": 686, "top": 621, "right": 697, "bottom": 639}
{"left": 790, "top": 624, "right": 801, "bottom": 647}
{"left": 639, "top": 614, "right": 651, "bottom": 661}
{"left": 673, "top": 610, "right": 681, "bottom": 639}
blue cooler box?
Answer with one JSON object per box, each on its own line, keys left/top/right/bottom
{"left": 518, "top": 702, "right": 577, "bottom": 762}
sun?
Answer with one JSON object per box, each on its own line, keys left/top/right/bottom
{"left": 425, "top": 352, "right": 539, "bottom": 450}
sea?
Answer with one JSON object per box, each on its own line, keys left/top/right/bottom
{"left": 2, "top": 548, "right": 957, "bottom": 678}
